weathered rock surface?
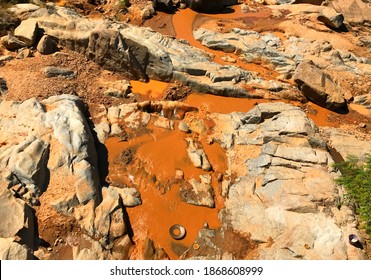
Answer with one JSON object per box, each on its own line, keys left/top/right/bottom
{"left": 317, "top": 7, "right": 344, "bottom": 29}
{"left": 23, "top": 5, "right": 262, "bottom": 98}
{"left": 293, "top": 61, "right": 347, "bottom": 112}
{"left": 0, "top": 77, "right": 7, "bottom": 95}
{"left": 330, "top": 0, "right": 371, "bottom": 25}
{"left": 210, "top": 102, "right": 366, "bottom": 259}
{"left": 320, "top": 127, "right": 371, "bottom": 161}
{"left": 44, "top": 66, "right": 75, "bottom": 78}
{"left": 37, "top": 35, "right": 58, "bottom": 55}
{"left": 1, "top": 34, "right": 27, "bottom": 51}
{"left": 14, "top": 18, "right": 40, "bottom": 47}
{"left": 0, "top": 238, "right": 31, "bottom": 260}
{"left": 181, "top": 175, "right": 215, "bottom": 208}
{"left": 185, "top": 138, "right": 212, "bottom": 171}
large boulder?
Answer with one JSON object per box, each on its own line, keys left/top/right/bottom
{"left": 317, "top": 7, "right": 344, "bottom": 29}
{"left": 14, "top": 18, "right": 40, "bottom": 47}
{"left": 293, "top": 61, "right": 347, "bottom": 112}
{"left": 330, "top": 0, "right": 371, "bottom": 25}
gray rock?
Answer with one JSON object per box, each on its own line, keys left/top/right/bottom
{"left": 0, "top": 77, "right": 7, "bottom": 95}
{"left": 0, "top": 55, "right": 14, "bottom": 63}
{"left": 43, "top": 66, "right": 75, "bottom": 78}
{"left": 330, "top": 0, "right": 371, "bottom": 25}
{"left": 37, "top": 35, "right": 58, "bottom": 55}
{"left": 353, "top": 94, "right": 371, "bottom": 109}
{"left": 318, "top": 8, "right": 344, "bottom": 29}
{"left": 181, "top": 175, "right": 215, "bottom": 208}
{"left": 293, "top": 61, "right": 347, "bottom": 112}
{"left": 0, "top": 189, "right": 36, "bottom": 249}
{"left": 216, "top": 102, "right": 363, "bottom": 259}
{"left": 0, "top": 238, "right": 31, "bottom": 260}
{"left": 16, "top": 48, "right": 32, "bottom": 59}
{"left": 1, "top": 35, "right": 27, "bottom": 51}
{"left": 14, "top": 18, "right": 40, "bottom": 47}
{"left": 110, "top": 186, "right": 142, "bottom": 207}
{"left": 185, "top": 138, "right": 212, "bottom": 171}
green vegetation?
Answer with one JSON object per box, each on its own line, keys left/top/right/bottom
{"left": 335, "top": 155, "right": 371, "bottom": 237}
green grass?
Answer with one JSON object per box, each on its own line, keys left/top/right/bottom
{"left": 335, "top": 155, "right": 371, "bottom": 237}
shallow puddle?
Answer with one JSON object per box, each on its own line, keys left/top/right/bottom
{"left": 105, "top": 121, "right": 226, "bottom": 259}
{"left": 130, "top": 79, "right": 169, "bottom": 100}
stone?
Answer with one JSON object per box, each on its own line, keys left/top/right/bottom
{"left": 0, "top": 55, "right": 14, "bottom": 63}
{"left": 0, "top": 238, "right": 31, "bottom": 260}
{"left": 16, "top": 48, "right": 32, "bottom": 59}
{"left": 317, "top": 8, "right": 344, "bottom": 29}
{"left": 216, "top": 102, "right": 364, "bottom": 259}
{"left": 1, "top": 35, "right": 27, "bottom": 51}
{"left": 320, "top": 127, "right": 371, "bottom": 162}
{"left": 110, "top": 186, "right": 142, "bottom": 207}
{"left": 181, "top": 174, "right": 215, "bottom": 208}
{"left": 293, "top": 61, "right": 347, "bottom": 112}
{"left": 185, "top": 138, "right": 212, "bottom": 171}
{"left": 37, "top": 35, "right": 58, "bottom": 55}
{"left": 8, "top": 3, "right": 40, "bottom": 18}
{"left": 330, "top": 0, "right": 371, "bottom": 26}
{"left": 0, "top": 77, "right": 7, "bottom": 95}
{"left": 44, "top": 66, "right": 75, "bottom": 78}
{"left": 0, "top": 189, "right": 36, "bottom": 250}
{"left": 353, "top": 94, "right": 371, "bottom": 109}
{"left": 14, "top": 18, "right": 40, "bottom": 47}
{"left": 178, "top": 121, "right": 190, "bottom": 133}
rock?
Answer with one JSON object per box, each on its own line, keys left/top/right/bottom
{"left": 320, "top": 127, "right": 371, "bottom": 161}
{"left": 8, "top": 3, "right": 40, "bottom": 19}
{"left": 0, "top": 238, "right": 31, "bottom": 260}
{"left": 185, "top": 138, "right": 212, "bottom": 171}
{"left": 330, "top": 0, "right": 371, "bottom": 25}
{"left": 181, "top": 174, "right": 215, "bottom": 208}
{"left": 0, "top": 77, "right": 7, "bottom": 95}
{"left": 214, "top": 102, "right": 364, "bottom": 259}
{"left": 16, "top": 48, "right": 32, "bottom": 59}
{"left": 0, "top": 55, "right": 14, "bottom": 63}
{"left": 141, "top": 3, "right": 155, "bottom": 19}
{"left": 110, "top": 186, "right": 142, "bottom": 207}
{"left": 317, "top": 8, "right": 344, "bottom": 29}
{"left": 153, "top": 0, "right": 175, "bottom": 13}
{"left": 37, "top": 35, "right": 58, "bottom": 55}
{"left": 353, "top": 94, "right": 371, "bottom": 109}
{"left": 293, "top": 61, "right": 347, "bottom": 112}
{"left": 0, "top": 189, "right": 36, "bottom": 251}
{"left": 14, "top": 18, "right": 40, "bottom": 47}
{"left": 154, "top": 116, "right": 174, "bottom": 130}
{"left": 43, "top": 66, "right": 75, "bottom": 78}
{"left": 178, "top": 121, "right": 190, "bottom": 133}
{"left": 1, "top": 35, "right": 27, "bottom": 51}
{"left": 32, "top": 5, "right": 257, "bottom": 97}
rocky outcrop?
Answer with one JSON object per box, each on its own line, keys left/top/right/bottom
{"left": 15, "top": 5, "right": 263, "bottom": 98}
{"left": 320, "top": 127, "right": 371, "bottom": 161}
{"left": 330, "top": 0, "right": 371, "bottom": 25}
{"left": 209, "top": 103, "right": 366, "bottom": 259}
{"left": 293, "top": 61, "right": 347, "bottom": 112}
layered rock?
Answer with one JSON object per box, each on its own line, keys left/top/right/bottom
{"left": 8, "top": 5, "right": 265, "bottom": 98}
{"left": 208, "top": 103, "right": 367, "bottom": 259}
{"left": 0, "top": 95, "right": 142, "bottom": 259}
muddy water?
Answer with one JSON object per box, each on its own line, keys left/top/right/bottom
{"left": 105, "top": 122, "right": 226, "bottom": 259}
{"left": 131, "top": 80, "right": 169, "bottom": 100}
{"left": 172, "top": 7, "right": 279, "bottom": 79}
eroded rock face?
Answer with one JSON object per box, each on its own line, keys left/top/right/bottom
{"left": 293, "top": 61, "right": 347, "bottom": 112}
{"left": 20, "top": 5, "right": 263, "bottom": 98}
{"left": 212, "top": 103, "right": 366, "bottom": 259}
